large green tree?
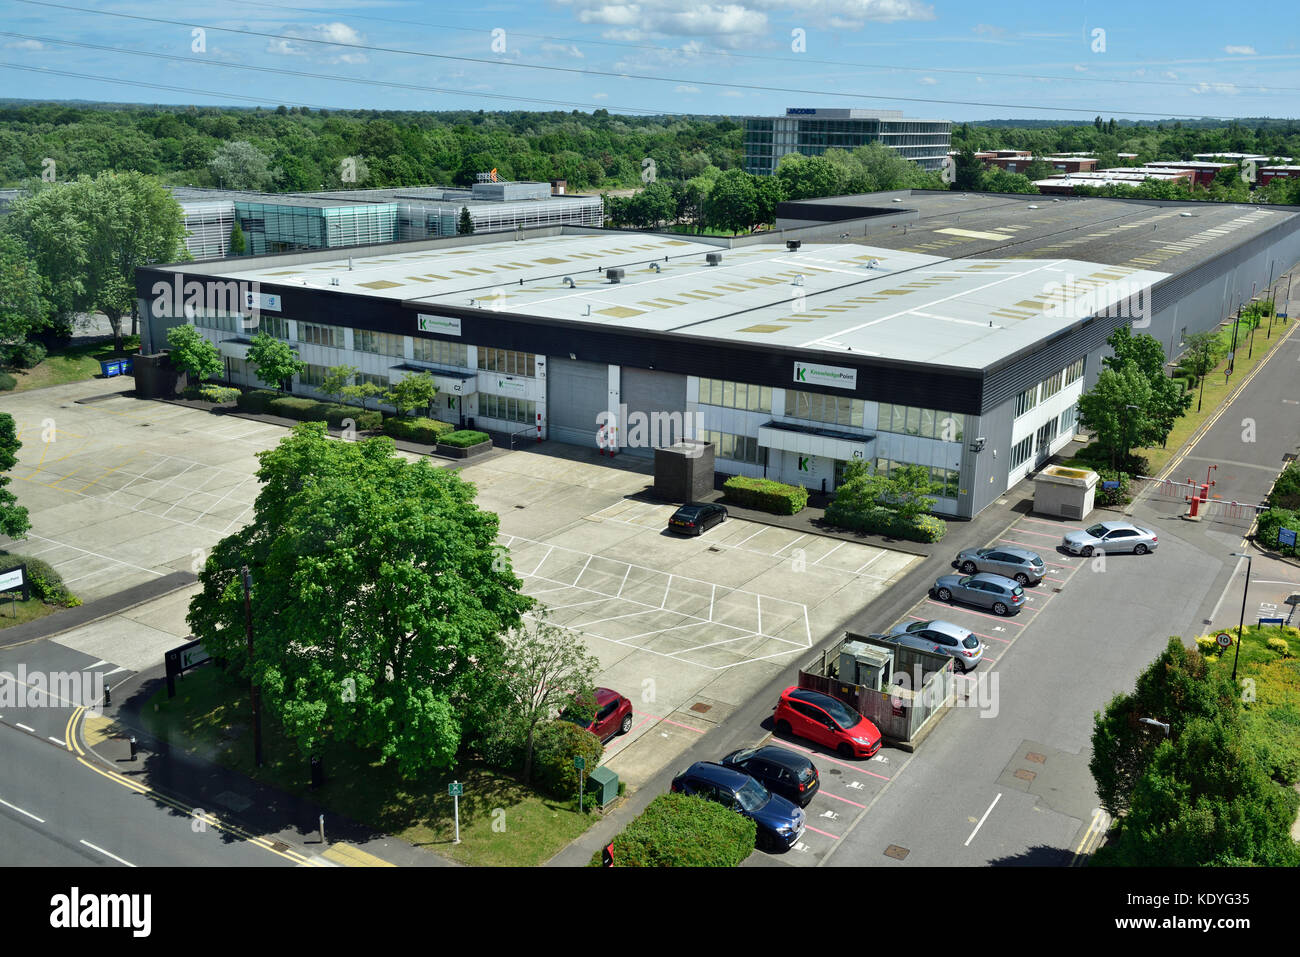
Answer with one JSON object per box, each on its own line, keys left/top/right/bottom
{"left": 165, "top": 323, "right": 222, "bottom": 383}
{"left": 3, "top": 182, "right": 94, "bottom": 337}
{"left": 703, "top": 169, "right": 759, "bottom": 235}
{"left": 207, "top": 140, "right": 276, "bottom": 191}
{"left": 0, "top": 414, "right": 31, "bottom": 539}
{"left": 383, "top": 372, "right": 438, "bottom": 418}
{"left": 0, "top": 234, "right": 51, "bottom": 349}
{"left": 1102, "top": 326, "right": 1192, "bottom": 451}
{"left": 186, "top": 423, "right": 533, "bottom": 775}
{"left": 246, "top": 332, "right": 305, "bottom": 392}
{"left": 775, "top": 154, "right": 846, "bottom": 200}
{"left": 1076, "top": 359, "right": 1154, "bottom": 470}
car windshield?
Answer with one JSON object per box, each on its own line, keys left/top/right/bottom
{"left": 676, "top": 507, "right": 701, "bottom": 518}
{"left": 906, "top": 621, "right": 929, "bottom": 633}
{"left": 1085, "top": 523, "right": 1108, "bottom": 537}
{"left": 557, "top": 710, "right": 590, "bottom": 728}
{"left": 1012, "top": 586, "right": 1024, "bottom": 596}
{"left": 730, "top": 748, "right": 755, "bottom": 764}
{"left": 817, "top": 696, "right": 860, "bottom": 729}
{"left": 962, "top": 636, "right": 980, "bottom": 649}
{"left": 735, "top": 777, "right": 770, "bottom": 812}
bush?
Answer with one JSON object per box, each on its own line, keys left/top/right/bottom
{"left": 235, "top": 389, "right": 279, "bottom": 413}
{"left": 198, "top": 385, "right": 241, "bottom": 404}
{"left": 0, "top": 554, "right": 80, "bottom": 607}
{"left": 4, "top": 341, "right": 47, "bottom": 369}
{"left": 723, "top": 476, "right": 808, "bottom": 515}
{"left": 594, "top": 793, "right": 757, "bottom": 866}
{"left": 1255, "top": 508, "right": 1299, "bottom": 558}
{"left": 531, "top": 720, "right": 603, "bottom": 801}
{"left": 382, "top": 416, "right": 457, "bottom": 445}
{"left": 0, "top": 372, "right": 15, "bottom": 391}
{"left": 438, "top": 430, "right": 491, "bottom": 449}
{"left": 266, "top": 396, "right": 329, "bottom": 421}
{"left": 824, "top": 502, "right": 947, "bottom": 543}
{"left": 1265, "top": 637, "right": 1292, "bottom": 657}
{"left": 1267, "top": 462, "right": 1300, "bottom": 511}
{"left": 1095, "top": 469, "right": 1132, "bottom": 507}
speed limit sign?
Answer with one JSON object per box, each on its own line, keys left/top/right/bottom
{"left": 1216, "top": 632, "right": 1233, "bottom": 649}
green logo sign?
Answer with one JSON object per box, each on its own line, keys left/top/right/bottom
{"left": 798, "top": 456, "right": 811, "bottom": 471}
{"left": 448, "top": 781, "right": 464, "bottom": 797}
{"left": 796, "top": 366, "right": 807, "bottom": 381}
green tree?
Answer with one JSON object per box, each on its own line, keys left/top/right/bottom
{"left": 383, "top": 372, "right": 438, "bottom": 418}
{"left": 775, "top": 154, "right": 846, "bottom": 200}
{"left": 1178, "top": 330, "right": 1223, "bottom": 382}
{"left": 0, "top": 234, "right": 51, "bottom": 349}
{"left": 1076, "top": 360, "right": 1153, "bottom": 470}
{"left": 500, "top": 607, "right": 600, "bottom": 784}
{"left": 953, "top": 148, "right": 984, "bottom": 190}
{"left": 246, "top": 332, "right": 304, "bottom": 392}
{"left": 207, "top": 140, "right": 275, "bottom": 190}
{"left": 752, "top": 174, "right": 787, "bottom": 226}
{"left": 457, "top": 206, "right": 475, "bottom": 235}
{"left": 1102, "top": 326, "right": 1192, "bottom": 449}
{"left": 3, "top": 182, "right": 94, "bottom": 337}
{"left": 703, "top": 168, "right": 759, "bottom": 235}
{"left": 319, "top": 364, "right": 357, "bottom": 406}
{"left": 229, "top": 221, "right": 246, "bottom": 256}
{"left": 884, "top": 464, "right": 940, "bottom": 521}
{"left": 186, "top": 423, "right": 533, "bottom": 775}
{"left": 341, "top": 381, "right": 385, "bottom": 411}
{"left": 0, "top": 413, "right": 31, "bottom": 539}
{"left": 165, "top": 323, "right": 222, "bottom": 383}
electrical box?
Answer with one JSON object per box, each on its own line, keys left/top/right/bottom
{"left": 839, "top": 641, "right": 894, "bottom": 692}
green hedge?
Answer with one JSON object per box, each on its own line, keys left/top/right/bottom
{"left": 235, "top": 389, "right": 279, "bottom": 413}
{"left": 532, "top": 720, "right": 603, "bottom": 801}
{"left": 1256, "top": 508, "right": 1299, "bottom": 558}
{"left": 4, "top": 341, "right": 47, "bottom": 369}
{"left": 723, "top": 476, "right": 808, "bottom": 515}
{"left": 438, "top": 430, "right": 491, "bottom": 448}
{"left": 198, "top": 385, "right": 241, "bottom": 404}
{"left": 261, "top": 397, "right": 380, "bottom": 431}
{"left": 1267, "top": 462, "right": 1300, "bottom": 511}
{"left": 824, "top": 502, "right": 947, "bottom": 543}
{"left": 593, "top": 793, "right": 756, "bottom": 866}
{"left": 1095, "top": 469, "right": 1132, "bottom": 508}
{"left": 324, "top": 406, "right": 382, "bottom": 431}
{"left": 0, "top": 371, "right": 15, "bottom": 392}
{"left": 382, "top": 416, "right": 457, "bottom": 445}
{"left": 0, "top": 553, "right": 80, "bottom": 607}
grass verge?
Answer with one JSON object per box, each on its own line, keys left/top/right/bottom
{"left": 4, "top": 337, "right": 141, "bottom": 394}
{"left": 0, "top": 597, "right": 58, "bottom": 629}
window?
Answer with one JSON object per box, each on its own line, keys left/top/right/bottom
{"left": 784, "top": 390, "right": 864, "bottom": 428}
{"left": 1035, "top": 419, "right": 1059, "bottom": 455}
{"left": 697, "top": 379, "right": 772, "bottom": 412}
{"left": 1040, "top": 370, "right": 1064, "bottom": 401}
{"left": 298, "top": 321, "right": 343, "bottom": 349}
{"left": 700, "top": 429, "right": 767, "bottom": 466}
{"left": 479, "top": 394, "right": 535, "bottom": 424}
{"left": 1014, "top": 386, "right": 1038, "bottom": 418}
{"left": 1064, "top": 357, "right": 1085, "bottom": 385}
{"left": 1010, "top": 435, "right": 1034, "bottom": 469}
{"left": 357, "top": 372, "right": 387, "bottom": 389}
{"left": 873, "top": 458, "right": 959, "bottom": 498}
{"left": 1059, "top": 404, "right": 1078, "bottom": 435}
{"left": 299, "top": 363, "right": 329, "bottom": 388}
{"left": 354, "top": 329, "right": 405, "bottom": 357}
{"left": 878, "top": 404, "right": 964, "bottom": 441}
{"left": 412, "top": 338, "right": 468, "bottom": 368}
{"left": 477, "top": 348, "right": 536, "bottom": 377}
{"left": 254, "top": 315, "right": 290, "bottom": 340}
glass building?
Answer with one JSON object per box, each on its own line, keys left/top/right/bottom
{"left": 743, "top": 108, "right": 952, "bottom": 175}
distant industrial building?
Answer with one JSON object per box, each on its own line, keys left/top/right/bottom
{"left": 744, "top": 108, "right": 951, "bottom": 175}
{"left": 1193, "top": 152, "right": 1292, "bottom": 164}
{"left": 1141, "top": 161, "right": 1233, "bottom": 188}
{"left": 1260, "top": 166, "right": 1300, "bottom": 186}
{"left": 1033, "top": 169, "right": 1194, "bottom": 194}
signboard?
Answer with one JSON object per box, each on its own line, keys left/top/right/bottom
{"left": 1258, "top": 617, "right": 1285, "bottom": 627}
{"left": 1215, "top": 632, "right": 1233, "bottom": 649}
{"left": 793, "top": 361, "right": 857, "bottom": 390}
{"left": 494, "top": 377, "right": 527, "bottom": 395}
{"left": 1101, "top": 480, "right": 1120, "bottom": 491}
{"left": 786, "top": 108, "right": 818, "bottom": 115}
{"left": 448, "top": 781, "right": 463, "bottom": 797}
{"left": 1279, "top": 527, "right": 1297, "bottom": 548}
{"left": 0, "top": 565, "right": 28, "bottom": 601}
{"left": 244, "top": 291, "right": 281, "bottom": 312}
{"left": 164, "top": 637, "right": 212, "bottom": 698}
{"left": 573, "top": 756, "right": 586, "bottom": 771}
{"left": 417, "top": 314, "right": 462, "bottom": 337}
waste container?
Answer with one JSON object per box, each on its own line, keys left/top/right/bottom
{"left": 100, "top": 359, "right": 122, "bottom": 377}
{"left": 588, "top": 766, "right": 619, "bottom": 808}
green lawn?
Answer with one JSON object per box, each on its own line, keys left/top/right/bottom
{"left": 3, "top": 336, "right": 140, "bottom": 395}
{"left": 0, "top": 597, "right": 58, "bottom": 630}
{"left": 142, "top": 666, "right": 599, "bottom": 866}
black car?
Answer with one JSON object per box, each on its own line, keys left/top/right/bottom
{"left": 719, "top": 745, "right": 820, "bottom": 808}
{"left": 670, "top": 761, "right": 806, "bottom": 851}
{"left": 668, "top": 502, "right": 728, "bottom": 536}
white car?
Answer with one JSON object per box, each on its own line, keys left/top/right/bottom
{"left": 1062, "top": 520, "right": 1158, "bottom": 556}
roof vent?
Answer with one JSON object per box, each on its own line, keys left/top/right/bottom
{"left": 705, "top": 252, "right": 722, "bottom": 266}
{"left": 786, "top": 240, "right": 801, "bottom": 252}
{"left": 563, "top": 276, "right": 575, "bottom": 287}
{"left": 329, "top": 277, "right": 339, "bottom": 286}
{"left": 606, "top": 267, "right": 624, "bottom": 283}
{"left": 650, "top": 262, "right": 661, "bottom": 273}
{"left": 792, "top": 274, "right": 805, "bottom": 287}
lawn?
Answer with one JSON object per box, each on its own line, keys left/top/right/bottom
{"left": 141, "top": 665, "right": 599, "bottom": 866}
{"left": 0, "top": 597, "right": 58, "bottom": 630}
{"left": 3, "top": 336, "right": 140, "bottom": 395}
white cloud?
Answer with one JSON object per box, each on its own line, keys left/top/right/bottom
{"left": 1189, "top": 81, "right": 1239, "bottom": 95}
{"left": 267, "top": 22, "right": 368, "bottom": 64}
{"left": 1223, "top": 45, "right": 1256, "bottom": 55}
{"left": 4, "top": 39, "right": 44, "bottom": 50}
{"left": 918, "top": 76, "right": 938, "bottom": 85}
{"left": 592, "top": 92, "right": 609, "bottom": 99}
{"left": 541, "top": 42, "right": 585, "bottom": 58}
{"left": 1162, "top": 70, "right": 1179, "bottom": 80}
{"left": 674, "top": 84, "right": 701, "bottom": 92}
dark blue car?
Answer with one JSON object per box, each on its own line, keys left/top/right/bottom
{"left": 670, "top": 761, "right": 806, "bottom": 851}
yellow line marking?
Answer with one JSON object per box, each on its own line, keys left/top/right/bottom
{"left": 322, "top": 842, "right": 396, "bottom": 867}
{"left": 1070, "top": 809, "right": 1109, "bottom": 865}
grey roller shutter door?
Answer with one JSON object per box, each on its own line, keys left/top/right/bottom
{"left": 620, "top": 368, "right": 688, "bottom": 457}
{"left": 547, "top": 357, "right": 608, "bottom": 447}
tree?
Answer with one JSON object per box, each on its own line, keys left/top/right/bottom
{"left": 775, "top": 154, "right": 845, "bottom": 200}
{"left": 953, "top": 148, "right": 984, "bottom": 190}
{"left": 703, "top": 168, "right": 759, "bottom": 235}
{"left": 207, "top": 140, "right": 275, "bottom": 191}
{"left": 0, "top": 413, "right": 31, "bottom": 539}
{"left": 457, "top": 206, "right": 475, "bottom": 235}
{"left": 246, "top": 332, "right": 304, "bottom": 392}
{"left": 0, "top": 234, "right": 51, "bottom": 349}
{"left": 165, "top": 323, "right": 222, "bottom": 383}
{"left": 1178, "top": 331, "right": 1223, "bottom": 382}
{"left": 229, "top": 221, "right": 246, "bottom": 256}
{"left": 1077, "top": 360, "right": 1153, "bottom": 470}
{"left": 883, "top": 464, "right": 940, "bottom": 521}
{"left": 501, "top": 607, "right": 600, "bottom": 783}
{"left": 383, "top": 372, "right": 438, "bottom": 418}
{"left": 341, "top": 381, "right": 385, "bottom": 411}
{"left": 186, "top": 423, "right": 533, "bottom": 775}
{"left": 1102, "top": 326, "right": 1191, "bottom": 450}
{"left": 752, "top": 174, "right": 787, "bottom": 226}
{"left": 320, "top": 364, "right": 357, "bottom": 406}
{"left": 3, "top": 182, "right": 94, "bottom": 337}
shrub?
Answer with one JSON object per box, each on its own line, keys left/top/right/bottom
{"left": 235, "top": 389, "right": 279, "bottom": 413}
{"left": 266, "top": 396, "right": 331, "bottom": 421}
{"left": 198, "top": 385, "right": 241, "bottom": 404}
{"left": 382, "top": 416, "right": 457, "bottom": 444}
{"left": 824, "top": 502, "right": 946, "bottom": 543}
{"left": 1194, "top": 635, "right": 1221, "bottom": 656}
{"left": 1267, "top": 462, "right": 1300, "bottom": 511}
{"left": 723, "top": 476, "right": 808, "bottom": 515}
{"left": 438, "top": 430, "right": 491, "bottom": 448}
{"left": 531, "top": 719, "right": 603, "bottom": 801}
{"left": 1255, "top": 508, "right": 1299, "bottom": 558}
{"left": 4, "top": 341, "right": 47, "bottom": 369}
{"left": 1265, "top": 637, "right": 1292, "bottom": 657}
{"left": 594, "top": 793, "right": 756, "bottom": 867}
{"left": 1095, "top": 469, "right": 1132, "bottom": 508}
{"left": 0, "top": 372, "right": 15, "bottom": 391}
{"left": 0, "top": 554, "right": 80, "bottom": 607}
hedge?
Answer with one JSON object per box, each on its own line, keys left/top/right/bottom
{"left": 0, "top": 372, "right": 15, "bottom": 392}
{"left": 0, "top": 553, "right": 80, "bottom": 607}
{"left": 438, "top": 430, "right": 491, "bottom": 448}
{"left": 4, "top": 341, "right": 47, "bottom": 369}
{"left": 593, "top": 793, "right": 756, "bottom": 867}
{"left": 723, "top": 476, "right": 808, "bottom": 515}
{"left": 532, "top": 720, "right": 603, "bottom": 801}
{"left": 1267, "top": 462, "right": 1300, "bottom": 511}
{"left": 198, "top": 385, "right": 241, "bottom": 404}
{"left": 261, "top": 397, "right": 380, "bottom": 431}
{"left": 824, "top": 502, "right": 947, "bottom": 543}
{"left": 1255, "top": 508, "right": 1299, "bottom": 558}
{"left": 235, "top": 389, "right": 279, "bottom": 413}
{"left": 323, "top": 405, "right": 382, "bottom": 431}
{"left": 382, "top": 416, "right": 457, "bottom": 445}
{"left": 1094, "top": 469, "right": 1132, "bottom": 508}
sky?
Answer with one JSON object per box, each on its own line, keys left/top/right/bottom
{"left": 1, "top": 0, "right": 1298, "bottom": 122}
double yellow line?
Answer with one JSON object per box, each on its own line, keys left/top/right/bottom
{"left": 63, "top": 705, "right": 322, "bottom": 867}
{"left": 1071, "top": 808, "right": 1110, "bottom": 865}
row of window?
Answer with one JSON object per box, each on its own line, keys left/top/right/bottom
{"left": 698, "top": 378, "right": 773, "bottom": 413}
{"left": 1010, "top": 435, "right": 1034, "bottom": 469}
{"left": 299, "top": 365, "right": 387, "bottom": 391}
{"left": 784, "top": 390, "right": 866, "bottom": 428}
{"left": 876, "top": 403, "right": 966, "bottom": 442}
{"left": 478, "top": 348, "right": 536, "bottom": 378}
{"left": 299, "top": 321, "right": 344, "bottom": 349}
{"left": 1016, "top": 357, "right": 1088, "bottom": 419}
{"left": 479, "top": 394, "right": 535, "bottom": 424}
{"left": 354, "top": 329, "right": 405, "bottom": 358}
{"left": 873, "top": 458, "right": 961, "bottom": 499}
{"left": 414, "top": 338, "right": 469, "bottom": 369}
{"left": 699, "top": 429, "right": 768, "bottom": 467}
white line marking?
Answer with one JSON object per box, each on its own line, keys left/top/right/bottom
{"left": 100, "top": 667, "right": 127, "bottom": 679}
{"left": 572, "top": 555, "right": 594, "bottom": 588}
{"left": 615, "top": 564, "right": 632, "bottom": 598}
{"left": 79, "top": 839, "right": 136, "bottom": 867}
{"left": 49, "top": 736, "right": 65, "bottom": 746}
{"left": 21, "top": 535, "right": 163, "bottom": 578}
{"left": 16, "top": 723, "right": 35, "bottom": 733}
{"left": 772, "top": 533, "right": 806, "bottom": 557}
{"left": 813, "top": 541, "right": 846, "bottom": 565}
{"left": 660, "top": 574, "right": 673, "bottom": 609}
{"left": 0, "top": 796, "right": 46, "bottom": 823}
{"left": 85, "top": 660, "right": 109, "bottom": 670}
{"left": 965, "top": 792, "right": 1002, "bottom": 847}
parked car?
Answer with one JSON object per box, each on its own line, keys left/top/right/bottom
{"left": 774, "top": 686, "right": 882, "bottom": 759}
{"left": 931, "top": 572, "right": 1026, "bottom": 616}
{"left": 559, "top": 687, "right": 633, "bottom": 743}
{"left": 720, "top": 745, "right": 820, "bottom": 807}
{"left": 670, "top": 761, "right": 806, "bottom": 850}
{"left": 667, "top": 502, "right": 728, "bottom": 536}
{"left": 954, "top": 546, "right": 1045, "bottom": 585}
{"left": 881, "top": 619, "right": 985, "bottom": 672}
{"left": 1061, "top": 520, "right": 1159, "bottom": 556}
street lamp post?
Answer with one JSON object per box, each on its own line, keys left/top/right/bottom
{"left": 1196, "top": 337, "right": 1210, "bottom": 413}
{"left": 1229, "top": 552, "right": 1252, "bottom": 683}
{"left": 1138, "top": 717, "right": 1170, "bottom": 738}
{"left": 242, "top": 565, "right": 263, "bottom": 767}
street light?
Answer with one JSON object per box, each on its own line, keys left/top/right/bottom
{"left": 242, "top": 565, "right": 263, "bottom": 768}
{"left": 1196, "top": 336, "right": 1211, "bottom": 413}
{"left": 1229, "top": 552, "right": 1253, "bottom": 683}
{"left": 1138, "top": 717, "right": 1170, "bottom": 737}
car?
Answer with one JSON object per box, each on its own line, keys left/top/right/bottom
{"left": 954, "top": 546, "right": 1045, "bottom": 585}
{"left": 670, "top": 761, "right": 806, "bottom": 850}
{"left": 881, "top": 619, "right": 985, "bottom": 672}
{"left": 774, "top": 686, "right": 882, "bottom": 759}
{"left": 1062, "top": 520, "right": 1159, "bottom": 556}
{"left": 667, "top": 502, "right": 728, "bottom": 536}
{"left": 931, "top": 572, "right": 1026, "bottom": 616}
{"left": 719, "top": 745, "right": 820, "bottom": 807}
{"left": 559, "top": 687, "right": 633, "bottom": 743}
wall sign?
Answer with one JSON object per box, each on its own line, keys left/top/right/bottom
{"left": 793, "top": 361, "right": 857, "bottom": 390}
{"left": 418, "top": 314, "right": 462, "bottom": 336}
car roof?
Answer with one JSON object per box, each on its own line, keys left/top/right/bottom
{"left": 914, "top": 620, "right": 973, "bottom": 639}
{"left": 970, "top": 572, "right": 1018, "bottom": 585}
{"left": 787, "top": 687, "right": 836, "bottom": 708}
{"left": 995, "top": 547, "right": 1040, "bottom": 562}
{"left": 683, "top": 761, "right": 750, "bottom": 789}
{"left": 593, "top": 687, "right": 621, "bottom": 705}
{"left": 747, "top": 745, "right": 814, "bottom": 771}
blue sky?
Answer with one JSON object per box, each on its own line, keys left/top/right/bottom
{"left": 2, "top": 0, "right": 1298, "bottom": 121}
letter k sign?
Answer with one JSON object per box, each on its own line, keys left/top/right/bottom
{"left": 798, "top": 456, "right": 810, "bottom": 471}
{"left": 796, "top": 365, "right": 807, "bottom": 382}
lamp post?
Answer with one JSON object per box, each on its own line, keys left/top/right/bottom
{"left": 1229, "top": 552, "right": 1252, "bottom": 683}
{"left": 1138, "top": 717, "right": 1170, "bottom": 738}
{"left": 242, "top": 565, "right": 263, "bottom": 768}
{"left": 1196, "top": 336, "right": 1211, "bottom": 413}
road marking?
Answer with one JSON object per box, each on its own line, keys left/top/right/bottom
{"left": 818, "top": 790, "right": 867, "bottom": 810}
{"left": 48, "top": 736, "right": 65, "bottom": 747}
{"left": 15, "top": 723, "right": 35, "bottom": 734}
{"left": 964, "top": 792, "right": 1001, "bottom": 847}
{"left": 321, "top": 842, "right": 396, "bottom": 867}
{"left": 0, "top": 796, "right": 46, "bottom": 823}
{"left": 1071, "top": 808, "right": 1110, "bottom": 865}
{"left": 79, "top": 839, "right": 136, "bottom": 867}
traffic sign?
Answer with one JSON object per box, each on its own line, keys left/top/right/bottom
{"left": 573, "top": 756, "right": 586, "bottom": 771}
{"left": 1216, "top": 632, "right": 1233, "bottom": 649}
{"left": 1279, "top": 527, "right": 1297, "bottom": 548}
{"left": 448, "top": 781, "right": 463, "bottom": 797}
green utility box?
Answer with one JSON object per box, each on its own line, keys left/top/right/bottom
{"left": 588, "top": 766, "right": 619, "bottom": 808}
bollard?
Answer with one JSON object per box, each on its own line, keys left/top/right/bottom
{"left": 129, "top": 736, "right": 137, "bottom": 761}
{"left": 104, "top": 685, "right": 111, "bottom": 706}
{"left": 319, "top": 813, "right": 326, "bottom": 845}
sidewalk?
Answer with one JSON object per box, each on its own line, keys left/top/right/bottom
{"left": 0, "top": 571, "right": 195, "bottom": 650}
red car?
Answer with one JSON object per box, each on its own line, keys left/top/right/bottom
{"left": 562, "top": 687, "right": 634, "bottom": 743}
{"left": 774, "top": 686, "right": 882, "bottom": 759}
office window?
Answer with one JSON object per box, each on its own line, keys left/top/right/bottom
{"left": 354, "top": 329, "right": 405, "bottom": 357}
{"left": 479, "top": 394, "right": 535, "bottom": 424}
{"left": 299, "top": 363, "right": 329, "bottom": 388}
{"left": 254, "top": 315, "right": 290, "bottom": 340}
{"left": 1014, "top": 386, "right": 1038, "bottom": 418}
{"left": 698, "top": 379, "right": 772, "bottom": 412}
{"left": 1040, "top": 370, "right": 1065, "bottom": 401}
{"left": 784, "top": 390, "right": 864, "bottom": 428}
{"left": 877, "top": 404, "right": 965, "bottom": 441}
{"left": 477, "top": 348, "right": 536, "bottom": 377}
{"left": 412, "top": 338, "right": 468, "bottom": 368}
{"left": 298, "top": 322, "right": 343, "bottom": 349}
{"left": 1010, "top": 435, "right": 1034, "bottom": 469}
{"left": 1059, "top": 404, "right": 1078, "bottom": 435}
{"left": 700, "top": 429, "right": 767, "bottom": 466}
{"left": 1064, "top": 358, "right": 1085, "bottom": 385}
{"left": 357, "top": 372, "right": 387, "bottom": 389}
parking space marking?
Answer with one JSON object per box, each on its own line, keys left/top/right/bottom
{"left": 1004, "top": 526, "right": 1063, "bottom": 541}
{"left": 923, "top": 599, "right": 1029, "bottom": 623}
{"left": 819, "top": 791, "right": 867, "bottom": 810}
{"left": 964, "top": 792, "right": 1002, "bottom": 847}
{"left": 813, "top": 541, "right": 846, "bottom": 564}
{"left": 804, "top": 824, "right": 838, "bottom": 839}
{"left": 777, "top": 739, "right": 891, "bottom": 779}
{"left": 21, "top": 535, "right": 164, "bottom": 579}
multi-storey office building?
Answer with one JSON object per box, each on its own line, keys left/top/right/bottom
{"left": 743, "top": 108, "right": 951, "bottom": 175}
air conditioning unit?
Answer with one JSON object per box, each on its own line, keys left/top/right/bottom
{"left": 839, "top": 641, "right": 894, "bottom": 692}
{"left": 606, "top": 267, "right": 625, "bottom": 283}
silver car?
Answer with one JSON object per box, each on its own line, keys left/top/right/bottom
{"left": 1061, "top": 520, "right": 1159, "bottom": 556}
{"left": 931, "top": 572, "right": 1027, "bottom": 616}
{"left": 954, "top": 546, "right": 1045, "bottom": 585}
{"left": 880, "top": 620, "right": 985, "bottom": 672}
